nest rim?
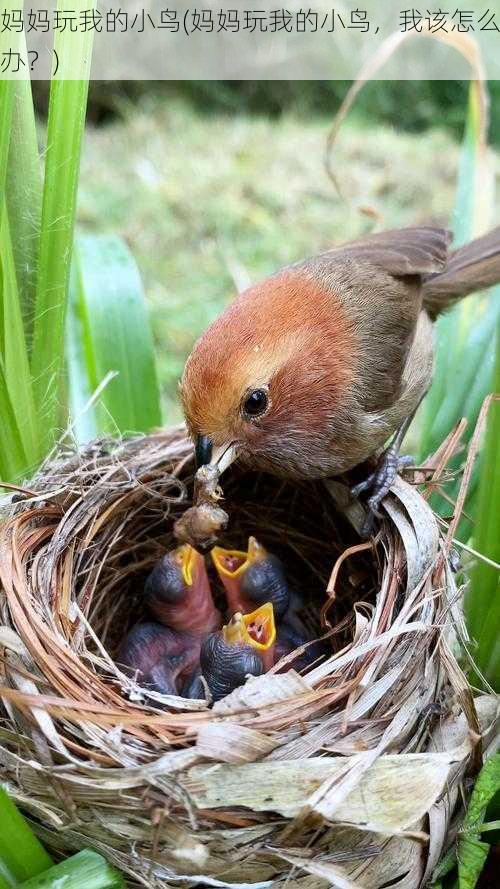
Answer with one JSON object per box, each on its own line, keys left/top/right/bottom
{"left": 0, "top": 426, "right": 492, "bottom": 889}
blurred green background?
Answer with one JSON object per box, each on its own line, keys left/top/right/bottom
{"left": 74, "top": 80, "right": 500, "bottom": 421}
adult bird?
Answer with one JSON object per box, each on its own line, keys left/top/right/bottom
{"left": 181, "top": 225, "right": 500, "bottom": 531}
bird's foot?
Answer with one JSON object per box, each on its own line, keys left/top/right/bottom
{"left": 351, "top": 449, "right": 414, "bottom": 538}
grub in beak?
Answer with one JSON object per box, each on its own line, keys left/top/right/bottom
{"left": 174, "top": 463, "right": 228, "bottom": 550}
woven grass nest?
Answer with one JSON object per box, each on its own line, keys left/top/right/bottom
{"left": 0, "top": 426, "right": 497, "bottom": 889}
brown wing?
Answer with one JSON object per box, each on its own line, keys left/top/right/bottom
{"left": 331, "top": 225, "right": 452, "bottom": 277}
{"left": 424, "top": 225, "right": 500, "bottom": 317}
{"left": 298, "top": 227, "right": 451, "bottom": 414}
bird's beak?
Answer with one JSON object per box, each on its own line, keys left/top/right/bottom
{"left": 195, "top": 434, "right": 213, "bottom": 468}
{"left": 222, "top": 603, "right": 276, "bottom": 652}
{"left": 211, "top": 536, "right": 267, "bottom": 615}
{"left": 176, "top": 544, "right": 204, "bottom": 587}
{"left": 195, "top": 437, "right": 238, "bottom": 476}
{"left": 242, "top": 602, "right": 276, "bottom": 651}
{"left": 211, "top": 536, "right": 266, "bottom": 579}
{"left": 210, "top": 442, "right": 238, "bottom": 475}
{"left": 163, "top": 544, "right": 220, "bottom": 636}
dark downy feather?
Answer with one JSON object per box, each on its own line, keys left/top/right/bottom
{"left": 240, "top": 553, "right": 291, "bottom": 621}
{"left": 200, "top": 633, "right": 263, "bottom": 701}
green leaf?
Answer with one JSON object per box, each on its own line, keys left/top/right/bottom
{"left": 65, "top": 259, "right": 98, "bottom": 445}
{"left": 0, "top": 870, "right": 14, "bottom": 889}
{"left": 67, "top": 234, "right": 162, "bottom": 442}
{"left": 19, "top": 850, "right": 123, "bottom": 889}
{"left": 418, "top": 82, "right": 498, "bottom": 541}
{"left": 423, "top": 294, "right": 499, "bottom": 454}
{"left": 467, "top": 340, "right": 500, "bottom": 688}
{"left": 0, "top": 786, "right": 52, "bottom": 884}
{"left": 0, "top": 206, "right": 39, "bottom": 475}
{"left": 0, "top": 356, "right": 27, "bottom": 482}
{"left": 5, "top": 77, "right": 42, "bottom": 340}
{"left": 0, "top": 80, "right": 13, "bottom": 204}
{"left": 419, "top": 84, "right": 486, "bottom": 435}
{"left": 458, "top": 837, "right": 489, "bottom": 889}
{"left": 30, "top": 1, "right": 96, "bottom": 456}
{"left": 431, "top": 847, "right": 457, "bottom": 889}
{"left": 457, "top": 755, "right": 500, "bottom": 889}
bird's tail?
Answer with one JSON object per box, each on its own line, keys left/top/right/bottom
{"left": 423, "top": 226, "right": 500, "bottom": 318}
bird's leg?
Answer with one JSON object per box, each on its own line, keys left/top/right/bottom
{"left": 351, "top": 413, "right": 416, "bottom": 537}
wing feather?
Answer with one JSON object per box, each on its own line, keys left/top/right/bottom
{"left": 331, "top": 226, "right": 451, "bottom": 277}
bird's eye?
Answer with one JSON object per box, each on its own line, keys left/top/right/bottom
{"left": 243, "top": 388, "right": 269, "bottom": 418}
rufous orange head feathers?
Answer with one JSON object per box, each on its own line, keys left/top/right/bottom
{"left": 180, "top": 267, "right": 356, "bottom": 478}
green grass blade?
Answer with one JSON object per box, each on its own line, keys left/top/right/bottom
{"left": 67, "top": 234, "right": 162, "bottom": 441}
{"left": 65, "top": 260, "right": 98, "bottom": 444}
{"left": 30, "top": 3, "right": 95, "bottom": 455}
{"left": 0, "top": 787, "right": 52, "bottom": 883}
{"left": 0, "top": 870, "right": 14, "bottom": 889}
{"left": 0, "top": 356, "right": 28, "bottom": 482}
{"left": 420, "top": 82, "right": 490, "bottom": 459}
{"left": 457, "top": 755, "right": 500, "bottom": 889}
{"left": 19, "top": 849, "right": 123, "bottom": 889}
{"left": 0, "top": 80, "right": 13, "bottom": 203}
{"left": 0, "top": 78, "right": 13, "bottom": 355}
{"left": 452, "top": 82, "right": 484, "bottom": 249}
{"left": 467, "top": 340, "right": 500, "bottom": 687}
{"left": 424, "top": 294, "right": 499, "bottom": 451}
{"left": 0, "top": 207, "right": 39, "bottom": 474}
{"left": 6, "top": 78, "right": 42, "bottom": 339}
{"left": 418, "top": 82, "right": 497, "bottom": 544}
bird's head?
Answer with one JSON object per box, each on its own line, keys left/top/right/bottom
{"left": 180, "top": 268, "right": 357, "bottom": 479}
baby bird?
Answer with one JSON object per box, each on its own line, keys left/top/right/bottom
{"left": 118, "top": 622, "right": 201, "bottom": 698}
{"left": 120, "top": 545, "right": 222, "bottom": 700}
{"left": 211, "top": 536, "right": 290, "bottom": 620}
{"left": 145, "top": 543, "right": 221, "bottom": 636}
{"left": 212, "top": 537, "right": 324, "bottom": 673}
{"left": 181, "top": 225, "right": 500, "bottom": 529}
{"left": 200, "top": 605, "right": 276, "bottom": 701}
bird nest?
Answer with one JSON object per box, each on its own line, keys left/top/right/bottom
{"left": 0, "top": 426, "right": 497, "bottom": 889}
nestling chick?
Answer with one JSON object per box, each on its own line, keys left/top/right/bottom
{"left": 211, "top": 537, "right": 326, "bottom": 673}
{"left": 118, "top": 622, "right": 201, "bottom": 698}
{"left": 144, "top": 544, "right": 221, "bottom": 636}
{"left": 211, "top": 536, "right": 290, "bottom": 620}
{"left": 181, "top": 226, "right": 500, "bottom": 523}
{"left": 200, "top": 604, "right": 276, "bottom": 701}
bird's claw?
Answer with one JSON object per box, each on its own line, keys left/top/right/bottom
{"left": 350, "top": 471, "right": 377, "bottom": 498}
{"left": 352, "top": 451, "right": 414, "bottom": 538}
